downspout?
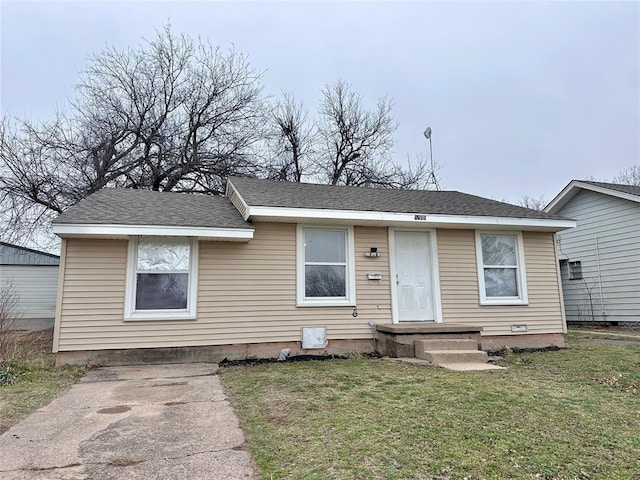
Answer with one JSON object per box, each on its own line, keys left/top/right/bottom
{"left": 594, "top": 237, "right": 606, "bottom": 320}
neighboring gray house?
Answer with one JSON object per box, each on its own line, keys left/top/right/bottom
{"left": 545, "top": 180, "right": 640, "bottom": 324}
{"left": 0, "top": 242, "right": 60, "bottom": 330}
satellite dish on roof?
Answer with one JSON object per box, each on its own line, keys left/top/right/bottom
{"left": 423, "top": 126, "right": 440, "bottom": 190}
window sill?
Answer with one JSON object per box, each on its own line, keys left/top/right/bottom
{"left": 479, "top": 298, "right": 528, "bottom": 306}
{"left": 124, "top": 311, "right": 197, "bottom": 321}
{"left": 297, "top": 300, "right": 356, "bottom": 308}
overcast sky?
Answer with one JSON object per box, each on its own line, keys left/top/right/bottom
{"left": 1, "top": 0, "right": 639, "bottom": 203}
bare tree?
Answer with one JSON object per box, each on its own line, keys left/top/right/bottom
{"left": 316, "top": 80, "right": 432, "bottom": 189}
{"left": 265, "top": 82, "right": 438, "bottom": 189}
{"left": 267, "top": 92, "right": 316, "bottom": 182}
{"left": 612, "top": 165, "right": 640, "bottom": 186}
{"left": 1, "top": 25, "right": 266, "bottom": 247}
{"left": 2, "top": 30, "right": 442, "bottom": 249}
{"left": 517, "top": 194, "right": 547, "bottom": 211}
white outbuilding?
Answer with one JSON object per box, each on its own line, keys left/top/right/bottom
{"left": 1, "top": 242, "right": 60, "bottom": 331}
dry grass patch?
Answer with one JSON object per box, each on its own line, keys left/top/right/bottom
{"left": 0, "top": 330, "right": 86, "bottom": 433}
{"left": 220, "top": 338, "right": 640, "bottom": 480}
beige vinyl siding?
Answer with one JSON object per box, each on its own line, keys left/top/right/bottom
{"left": 56, "top": 224, "right": 391, "bottom": 351}
{"left": 437, "top": 229, "right": 564, "bottom": 335}
{"left": 58, "top": 239, "right": 127, "bottom": 340}
{"left": 56, "top": 224, "right": 564, "bottom": 351}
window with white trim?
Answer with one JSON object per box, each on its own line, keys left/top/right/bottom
{"left": 475, "top": 232, "right": 528, "bottom": 305}
{"left": 125, "top": 236, "right": 198, "bottom": 320}
{"left": 296, "top": 226, "right": 355, "bottom": 306}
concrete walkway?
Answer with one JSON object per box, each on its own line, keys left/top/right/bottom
{"left": 0, "top": 363, "right": 256, "bottom": 480}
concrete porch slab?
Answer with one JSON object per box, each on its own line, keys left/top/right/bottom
{"left": 382, "top": 357, "right": 506, "bottom": 371}
{"left": 376, "top": 323, "right": 482, "bottom": 335}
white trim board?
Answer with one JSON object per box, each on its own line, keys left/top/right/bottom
{"left": 243, "top": 206, "right": 575, "bottom": 231}
{"left": 52, "top": 223, "right": 254, "bottom": 241}
{"left": 226, "top": 180, "right": 252, "bottom": 221}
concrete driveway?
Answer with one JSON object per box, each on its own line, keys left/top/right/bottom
{"left": 0, "top": 363, "right": 256, "bottom": 479}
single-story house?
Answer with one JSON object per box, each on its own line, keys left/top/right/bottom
{"left": 51, "top": 177, "right": 576, "bottom": 365}
{"left": 0, "top": 242, "right": 60, "bottom": 331}
{"left": 544, "top": 180, "right": 640, "bottom": 324}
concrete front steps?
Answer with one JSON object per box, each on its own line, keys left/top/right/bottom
{"left": 415, "top": 338, "right": 488, "bottom": 365}
{"left": 376, "top": 323, "right": 506, "bottom": 371}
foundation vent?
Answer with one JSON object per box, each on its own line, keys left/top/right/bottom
{"left": 511, "top": 324, "right": 528, "bottom": 332}
{"left": 301, "top": 327, "right": 327, "bottom": 349}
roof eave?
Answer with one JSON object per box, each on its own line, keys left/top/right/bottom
{"left": 51, "top": 223, "right": 255, "bottom": 241}
{"left": 245, "top": 206, "right": 576, "bottom": 232}
{"left": 545, "top": 180, "right": 640, "bottom": 213}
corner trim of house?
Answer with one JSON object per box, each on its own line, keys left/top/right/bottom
{"left": 52, "top": 239, "right": 67, "bottom": 353}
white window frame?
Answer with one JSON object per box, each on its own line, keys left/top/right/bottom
{"left": 124, "top": 236, "right": 198, "bottom": 321}
{"left": 296, "top": 225, "right": 356, "bottom": 307}
{"left": 475, "top": 231, "right": 528, "bottom": 306}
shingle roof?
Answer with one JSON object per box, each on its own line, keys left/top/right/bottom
{"left": 580, "top": 180, "right": 640, "bottom": 197}
{"left": 228, "top": 177, "right": 568, "bottom": 220}
{"left": 53, "top": 188, "right": 253, "bottom": 229}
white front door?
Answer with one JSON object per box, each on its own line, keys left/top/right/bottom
{"left": 393, "top": 231, "right": 435, "bottom": 322}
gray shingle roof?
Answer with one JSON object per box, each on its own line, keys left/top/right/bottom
{"left": 228, "top": 177, "right": 569, "bottom": 220}
{"left": 580, "top": 180, "right": 640, "bottom": 197}
{"left": 54, "top": 189, "right": 253, "bottom": 229}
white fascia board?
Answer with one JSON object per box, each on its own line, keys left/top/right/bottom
{"left": 245, "top": 206, "right": 576, "bottom": 231}
{"left": 545, "top": 180, "right": 640, "bottom": 213}
{"left": 225, "top": 179, "right": 252, "bottom": 221}
{"left": 52, "top": 223, "right": 254, "bottom": 240}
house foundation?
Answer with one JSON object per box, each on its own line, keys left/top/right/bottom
{"left": 55, "top": 339, "right": 376, "bottom": 367}
{"left": 55, "top": 331, "right": 566, "bottom": 367}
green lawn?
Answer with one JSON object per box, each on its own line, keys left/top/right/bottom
{"left": 0, "top": 331, "right": 86, "bottom": 433}
{"left": 220, "top": 334, "right": 640, "bottom": 480}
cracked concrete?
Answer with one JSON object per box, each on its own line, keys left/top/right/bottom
{"left": 0, "top": 363, "right": 256, "bottom": 480}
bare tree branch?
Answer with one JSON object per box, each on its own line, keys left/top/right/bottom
{"left": 517, "top": 195, "right": 547, "bottom": 211}
{"left": 267, "top": 92, "right": 316, "bottom": 182}
{"left": 612, "top": 165, "right": 640, "bottom": 186}
{"left": 0, "top": 25, "right": 266, "bottom": 246}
